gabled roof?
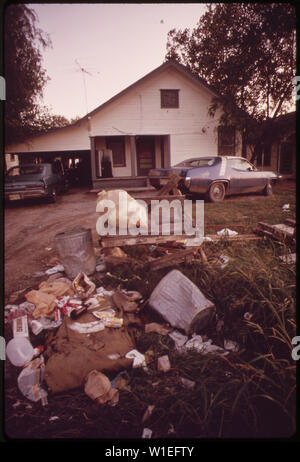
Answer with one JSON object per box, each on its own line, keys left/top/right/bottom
{"left": 76, "top": 59, "right": 222, "bottom": 125}
{"left": 6, "top": 60, "right": 225, "bottom": 147}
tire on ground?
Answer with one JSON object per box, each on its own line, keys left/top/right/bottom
{"left": 206, "top": 182, "right": 226, "bottom": 202}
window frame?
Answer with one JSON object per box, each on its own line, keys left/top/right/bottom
{"left": 106, "top": 136, "right": 126, "bottom": 168}
{"left": 218, "top": 126, "right": 236, "bottom": 156}
{"left": 160, "top": 89, "right": 179, "bottom": 109}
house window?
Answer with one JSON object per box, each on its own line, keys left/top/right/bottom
{"left": 106, "top": 137, "right": 126, "bottom": 167}
{"left": 160, "top": 89, "right": 179, "bottom": 108}
{"left": 218, "top": 126, "right": 236, "bottom": 156}
{"left": 257, "top": 145, "right": 271, "bottom": 167}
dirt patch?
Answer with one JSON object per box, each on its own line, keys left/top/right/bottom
{"left": 4, "top": 182, "right": 295, "bottom": 300}
{"left": 4, "top": 188, "right": 99, "bottom": 301}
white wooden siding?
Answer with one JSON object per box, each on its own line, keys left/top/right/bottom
{"left": 6, "top": 64, "right": 243, "bottom": 175}
{"left": 6, "top": 120, "right": 90, "bottom": 153}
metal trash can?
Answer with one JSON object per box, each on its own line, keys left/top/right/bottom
{"left": 55, "top": 227, "right": 96, "bottom": 279}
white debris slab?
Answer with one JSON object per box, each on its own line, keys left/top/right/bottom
{"left": 279, "top": 253, "right": 296, "bottom": 264}
{"left": 149, "top": 270, "right": 215, "bottom": 335}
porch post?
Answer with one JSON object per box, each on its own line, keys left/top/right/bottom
{"left": 130, "top": 136, "right": 136, "bottom": 177}
{"left": 90, "top": 136, "right": 97, "bottom": 182}
{"left": 166, "top": 134, "right": 171, "bottom": 167}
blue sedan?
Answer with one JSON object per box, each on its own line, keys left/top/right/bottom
{"left": 149, "top": 156, "right": 281, "bottom": 202}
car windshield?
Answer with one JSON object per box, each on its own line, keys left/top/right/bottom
{"left": 7, "top": 165, "right": 44, "bottom": 176}
{"left": 174, "top": 158, "right": 217, "bottom": 168}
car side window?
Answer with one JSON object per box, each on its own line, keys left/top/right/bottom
{"left": 230, "top": 159, "right": 253, "bottom": 171}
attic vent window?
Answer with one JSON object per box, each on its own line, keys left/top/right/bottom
{"left": 160, "top": 89, "right": 179, "bottom": 108}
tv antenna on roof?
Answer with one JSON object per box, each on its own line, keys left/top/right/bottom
{"left": 75, "top": 59, "right": 93, "bottom": 116}
{"left": 75, "top": 59, "right": 96, "bottom": 134}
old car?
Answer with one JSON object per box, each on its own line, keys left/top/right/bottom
{"left": 149, "top": 156, "right": 281, "bottom": 202}
{"left": 5, "top": 161, "right": 68, "bottom": 203}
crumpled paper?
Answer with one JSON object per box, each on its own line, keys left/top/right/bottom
{"left": 217, "top": 228, "right": 238, "bottom": 237}
{"left": 126, "top": 349, "right": 147, "bottom": 368}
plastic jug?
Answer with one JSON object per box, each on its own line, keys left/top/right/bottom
{"left": 6, "top": 337, "right": 37, "bottom": 367}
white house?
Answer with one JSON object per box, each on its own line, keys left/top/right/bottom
{"left": 5, "top": 60, "right": 243, "bottom": 189}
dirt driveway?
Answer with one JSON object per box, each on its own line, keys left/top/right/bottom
{"left": 4, "top": 188, "right": 100, "bottom": 300}
{"left": 4, "top": 181, "right": 295, "bottom": 301}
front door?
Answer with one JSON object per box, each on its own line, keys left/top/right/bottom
{"left": 136, "top": 136, "right": 155, "bottom": 176}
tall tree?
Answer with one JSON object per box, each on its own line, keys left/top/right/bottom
{"left": 166, "top": 3, "right": 296, "bottom": 161}
{"left": 4, "top": 4, "right": 70, "bottom": 144}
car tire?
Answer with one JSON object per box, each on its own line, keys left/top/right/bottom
{"left": 47, "top": 187, "right": 57, "bottom": 203}
{"left": 206, "top": 182, "right": 226, "bottom": 202}
{"left": 263, "top": 183, "right": 273, "bottom": 196}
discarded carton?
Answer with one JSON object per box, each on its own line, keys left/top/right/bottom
{"left": 157, "top": 355, "right": 171, "bottom": 372}
{"left": 84, "top": 370, "right": 119, "bottom": 406}
{"left": 112, "top": 290, "right": 139, "bottom": 313}
{"left": 145, "top": 322, "right": 171, "bottom": 336}
{"left": 13, "top": 316, "right": 29, "bottom": 338}
{"left": 149, "top": 270, "right": 215, "bottom": 335}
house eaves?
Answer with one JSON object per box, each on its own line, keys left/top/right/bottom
{"left": 78, "top": 59, "right": 222, "bottom": 124}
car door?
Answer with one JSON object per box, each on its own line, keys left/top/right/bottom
{"left": 227, "top": 158, "right": 241, "bottom": 194}
{"left": 234, "top": 158, "right": 267, "bottom": 193}
{"left": 228, "top": 158, "right": 266, "bottom": 194}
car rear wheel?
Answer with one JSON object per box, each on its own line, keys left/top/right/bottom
{"left": 206, "top": 182, "right": 226, "bottom": 202}
{"left": 263, "top": 183, "right": 273, "bottom": 196}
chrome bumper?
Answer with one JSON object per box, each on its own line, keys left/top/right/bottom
{"left": 5, "top": 188, "right": 47, "bottom": 200}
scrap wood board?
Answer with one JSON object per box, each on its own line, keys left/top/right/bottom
{"left": 104, "top": 247, "right": 200, "bottom": 271}
{"left": 99, "top": 229, "right": 262, "bottom": 248}
{"left": 253, "top": 219, "right": 296, "bottom": 242}
{"left": 132, "top": 194, "right": 186, "bottom": 205}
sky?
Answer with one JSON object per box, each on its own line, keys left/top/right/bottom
{"left": 28, "top": 3, "right": 208, "bottom": 120}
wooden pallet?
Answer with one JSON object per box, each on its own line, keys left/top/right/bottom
{"left": 253, "top": 219, "right": 296, "bottom": 243}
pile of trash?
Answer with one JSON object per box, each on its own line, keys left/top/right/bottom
{"left": 4, "top": 240, "right": 239, "bottom": 415}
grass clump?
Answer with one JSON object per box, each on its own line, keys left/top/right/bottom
{"left": 93, "top": 238, "right": 296, "bottom": 438}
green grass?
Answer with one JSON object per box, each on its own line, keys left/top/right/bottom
{"left": 203, "top": 184, "right": 296, "bottom": 234}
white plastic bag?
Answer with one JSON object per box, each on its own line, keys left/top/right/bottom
{"left": 17, "top": 356, "right": 48, "bottom": 405}
{"left": 217, "top": 228, "right": 238, "bottom": 237}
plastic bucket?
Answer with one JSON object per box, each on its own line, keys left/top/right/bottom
{"left": 55, "top": 227, "right": 96, "bottom": 279}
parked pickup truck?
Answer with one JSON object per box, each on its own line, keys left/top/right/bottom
{"left": 5, "top": 161, "right": 68, "bottom": 203}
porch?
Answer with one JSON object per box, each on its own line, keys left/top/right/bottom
{"left": 90, "top": 134, "right": 170, "bottom": 190}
